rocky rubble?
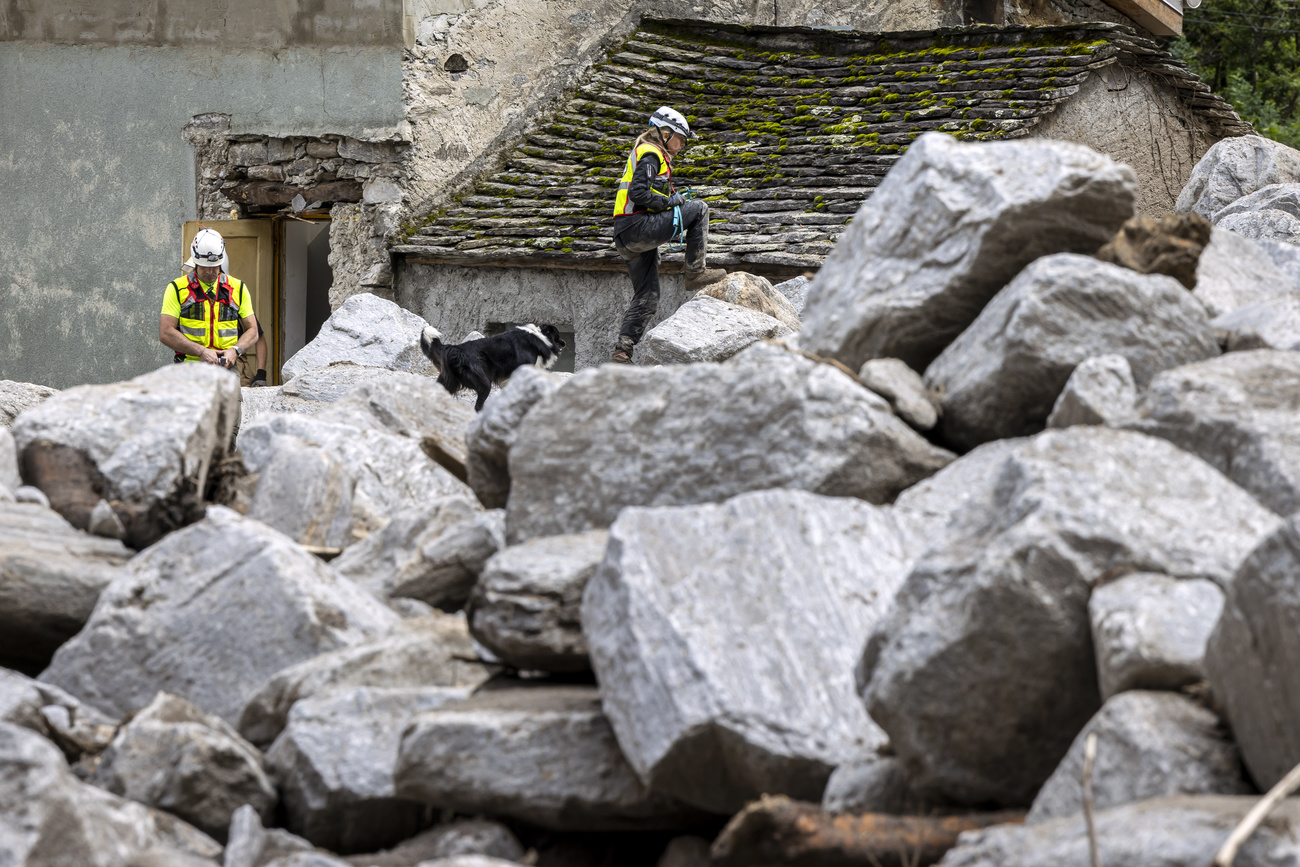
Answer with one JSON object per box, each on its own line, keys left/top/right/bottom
{"left": 280, "top": 293, "right": 436, "bottom": 381}
{"left": 637, "top": 295, "right": 793, "bottom": 366}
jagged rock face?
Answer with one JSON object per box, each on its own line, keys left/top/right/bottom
{"left": 1207, "top": 516, "right": 1300, "bottom": 790}
{"left": 1212, "top": 182, "right": 1300, "bottom": 223}
{"left": 267, "top": 686, "right": 471, "bottom": 854}
{"left": 1216, "top": 208, "right": 1300, "bottom": 245}
{"left": 0, "top": 379, "right": 58, "bottom": 429}
{"left": 92, "top": 692, "right": 276, "bottom": 842}
{"left": 0, "top": 500, "right": 132, "bottom": 674}
{"left": 506, "top": 342, "right": 953, "bottom": 543}
{"left": 1213, "top": 295, "right": 1300, "bottom": 351}
{"left": 583, "top": 489, "right": 920, "bottom": 814}
{"left": 237, "top": 613, "right": 492, "bottom": 748}
{"left": 821, "top": 756, "right": 934, "bottom": 815}
{"left": 40, "top": 507, "right": 399, "bottom": 724}
{"left": 771, "top": 276, "right": 810, "bottom": 315}
{"left": 0, "top": 721, "right": 223, "bottom": 865}
{"left": 394, "top": 684, "right": 702, "bottom": 830}
{"left": 0, "top": 668, "right": 117, "bottom": 762}
{"left": 11, "top": 363, "right": 241, "bottom": 549}
{"left": 1090, "top": 574, "right": 1223, "bottom": 701}
{"left": 0, "top": 426, "right": 18, "bottom": 492}
{"left": 695, "top": 272, "right": 802, "bottom": 331}
{"left": 924, "top": 254, "right": 1219, "bottom": 451}
{"left": 467, "top": 529, "right": 608, "bottom": 673}
{"left": 1046, "top": 355, "right": 1139, "bottom": 430}
{"left": 1124, "top": 350, "right": 1300, "bottom": 516}
{"left": 281, "top": 293, "right": 436, "bottom": 380}
{"left": 800, "top": 132, "right": 1136, "bottom": 372}
{"left": 239, "top": 364, "right": 422, "bottom": 429}
{"left": 638, "top": 296, "right": 793, "bottom": 366}
{"left": 860, "top": 427, "right": 1280, "bottom": 807}
{"left": 1177, "top": 134, "right": 1300, "bottom": 219}
{"left": 859, "top": 358, "right": 939, "bottom": 431}
{"left": 1026, "top": 691, "right": 1251, "bottom": 824}
{"left": 464, "top": 367, "right": 565, "bottom": 510}
{"left": 943, "top": 795, "right": 1300, "bottom": 867}
{"left": 1095, "top": 212, "right": 1212, "bottom": 290}
{"left": 1193, "top": 226, "right": 1299, "bottom": 319}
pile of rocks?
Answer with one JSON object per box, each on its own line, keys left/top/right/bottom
{"left": 6, "top": 131, "right": 1300, "bottom": 867}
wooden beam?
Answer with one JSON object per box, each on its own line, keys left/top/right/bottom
{"left": 1101, "top": 0, "right": 1182, "bottom": 36}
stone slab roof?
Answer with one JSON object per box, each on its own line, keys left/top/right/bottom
{"left": 393, "top": 18, "right": 1248, "bottom": 277}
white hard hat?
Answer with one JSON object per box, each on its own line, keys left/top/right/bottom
{"left": 649, "top": 106, "right": 693, "bottom": 140}
{"left": 189, "top": 228, "right": 227, "bottom": 269}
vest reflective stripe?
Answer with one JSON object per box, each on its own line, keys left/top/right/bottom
{"left": 169, "top": 274, "right": 247, "bottom": 361}
{"left": 612, "top": 141, "right": 672, "bottom": 217}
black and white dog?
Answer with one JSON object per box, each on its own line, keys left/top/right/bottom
{"left": 420, "top": 324, "right": 566, "bottom": 411}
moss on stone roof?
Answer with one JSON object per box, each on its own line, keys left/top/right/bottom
{"left": 394, "top": 18, "right": 1247, "bottom": 275}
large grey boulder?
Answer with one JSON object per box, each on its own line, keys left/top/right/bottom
{"left": 1206, "top": 515, "right": 1300, "bottom": 789}
{"left": 332, "top": 500, "right": 503, "bottom": 610}
{"left": 584, "top": 489, "right": 921, "bottom": 814}
{"left": 0, "top": 379, "right": 57, "bottom": 428}
{"left": 800, "top": 132, "right": 1136, "bottom": 371}
{"left": 467, "top": 529, "right": 608, "bottom": 672}
{"left": 508, "top": 342, "right": 953, "bottom": 542}
{"left": 281, "top": 293, "right": 436, "bottom": 380}
{"left": 1213, "top": 294, "right": 1300, "bottom": 351}
{"left": 772, "top": 275, "right": 810, "bottom": 314}
{"left": 342, "top": 819, "right": 525, "bottom": 867}
{"left": 0, "top": 667, "right": 117, "bottom": 761}
{"left": 0, "top": 500, "right": 132, "bottom": 673}
{"left": 0, "top": 426, "right": 18, "bottom": 491}
{"left": 694, "top": 271, "right": 802, "bottom": 331}
{"left": 1177, "top": 134, "right": 1300, "bottom": 219}
{"left": 941, "top": 795, "right": 1300, "bottom": 867}
{"left": 464, "top": 367, "right": 565, "bottom": 509}
{"left": 239, "top": 376, "right": 475, "bottom": 545}
{"left": 0, "top": 721, "right": 223, "bottom": 865}
{"left": 239, "top": 364, "right": 430, "bottom": 429}
{"left": 1216, "top": 208, "right": 1300, "bottom": 245}
{"left": 1090, "top": 573, "right": 1224, "bottom": 700}
{"left": 821, "top": 756, "right": 934, "bottom": 815}
{"left": 238, "top": 613, "right": 492, "bottom": 748}
{"left": 395, "top": 684, "right": 700, "bottom": 830}
{"left": 41, "top": 506, "right": 399, "bottom": 724}
{"left": 638, "top": 296, "right": 793, "bottom": 366}
{"left": 924, "top": 254, "right": 1219, "bottom": 450}
{"left": 12, "top": 363, "right": 241, "bottom": 548}
{"left": 1124, "top": 350, "right": 1300, "bottom": 515}
{"left": 224, "top": 804, "right": 324, "bottom": 867}
{"left": 1046, "top": 355, "right": 1139, "bottom": 429}
{"left": 268, "top": 686, "right": 471, "bottom": 854}
{"left": 92, "top": 692, "right": 276, "bottom": 841}
{"left": 860, "top": 427, "right": 1280, "bottom": 806}
{"left": 859, "top": 358, "right": 939, "bottom": 431}
{"left": 1213, "top": 181, "right": 1300, "bottom": 222}
{"left": 1026, "top": 691, "right": 1250, "bottom": 824}
{"left": 1193, "top": 226, "right": 1299, "bottom": 318}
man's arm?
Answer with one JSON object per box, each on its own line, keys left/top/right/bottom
{"left": 219, "top": 315, "right": 260, "bottom": 367}
{"left": 160, "top": 315, "right": 220, "bottom": 364}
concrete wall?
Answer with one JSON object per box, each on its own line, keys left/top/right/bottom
{"left": 396, "top": 263, "right": 692, "bottom": 370}
{"left": 0, "top": 38, "right": 402, "bottom": 388}
{"left": 1032, "top": 64, "right": 1218, "bottom": 216}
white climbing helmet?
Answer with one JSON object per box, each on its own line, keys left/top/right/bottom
{"left": 188, "top": 228, "right": 227, "bottom": 269}
{"left": 649, "top": 106, "right": 693, "bottom": 140}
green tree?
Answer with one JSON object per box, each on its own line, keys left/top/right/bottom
{"left": 1174, "top": 0, "right": 1300, "bottom": 147}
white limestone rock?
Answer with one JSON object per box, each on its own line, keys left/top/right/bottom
{"left": 859, "top": 427, "right": 1281, "bottom": 806}
{"left": 0, "top": 499, "right": 132, "bottom": 673}
{"left": 345, "top": 819, "right": 526, "bottom": 866}
{"left": 0, "top": 667, "right": 117, "bottom": 760}
{"left": 268, "top": 686, "right": 471, "bottom": 854}
{"left": 247, "top": 435, "right": 357, "bottom": 548}
{"left": 281, "top": 293, "right": 436, "bottom": 380}
{"left": 1212, "top": 181, "right": 1300, "bottom": 222}
{"left": 1090, "top": 573, "right": 1224, "bottom": 701}
{"left": 772, "top": 275, "right": 811, "bottom": 315}
{"left": 507, "top": 342, "right": 953, "bottom": 543}
{"left": 395, "top": 684, "right": 701, "bottom": 830}
{"left": 1177, "top": 134, "right": 1300, "bottom": 219}
{"left": 1046, "top": 355, "right": 1139, "bottom": 429}
{"left": 694, "top": 271, "right": 802, "bottom": 331}
{"left": 464, "top": 366, "right": 566, "bottom": 509}
{"left": 0, "top": 721, "right": 222, "bottom": 865}
{"left": 638, "top": 296, "right": 793, "bottom": 366}
{"left": 858, "top": 357, "right": 940, "bottom": 431}
{"left": 239, "top": 363, "right": 420, "bottom": 428}
{"left": 0, "top": 426, "right": 18, "bottom": 491}
{"left": 822, "top": 756, "right": 932, "bottom": 815}
{"left": 941, "top": 795, "right": 1300, "bottom": 867}
{"left": 467, "top": 529, "right": 608, "bottom": 673}
{"left": 223, "top": 803, "right": 322, "bottom": 867}
{"left": 584, "top": 489, "right": 921, "bottom": 814}
{"left": 1193, "top": 226, "right": 1299, "bottom": 318}
{"left": 11, "top": 363, "right": 241, "bottom": 548}
{"left": 92, "top": 692, "right": 276, "bottom": 841}
{"left": 1216, "top": 208, "right": 1300, "bottom": 245}
{"left": 924, "top": 254, "right": 1219, "bottom": 451}
{"left": 800, "top": 132, "right": 1136, "bottom": 371}
{"left": 238, "top": 612, "right": 492, "bottom": 748}
{"left": 0, "top": 380, "right": 57, "bottom": 430}
{"left": 40, "top": 506, "right": 399, "bottom": 724}
{"left": 1124, "top": 350, "right": 1300, "bottom": 515}
{"left": 1212, "top": 294, "right": 1300, "bottom": 351}
{"left": 1026, "top": 691, "right": 1250, "bottom": 824}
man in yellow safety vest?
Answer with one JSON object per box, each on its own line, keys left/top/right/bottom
{"left": 160, "top": 228, "right": 261, "bottom": 376}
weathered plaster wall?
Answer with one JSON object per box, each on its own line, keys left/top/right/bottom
{"left": 0, "top": 42, "right": 402, "bottom": 388}
{"left": 1031, "top": 64, "right": 1217, "bottom": 215}
{"left": 396, "top": 263, "right": 692, "bottom": 370}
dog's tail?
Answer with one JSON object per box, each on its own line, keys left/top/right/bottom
{"left": 420, "top": 326, "right": 446, "bottom": 369}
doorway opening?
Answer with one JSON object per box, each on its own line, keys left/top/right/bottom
{"left": 281, "top": 220, "right": 334, "bottom": 366}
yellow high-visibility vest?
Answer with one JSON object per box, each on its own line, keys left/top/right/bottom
{"left": 167, "top": 274, "right": 248, "bottom": 361}
{"left": 612, "top": 140, "right": 672, "bottom": 217}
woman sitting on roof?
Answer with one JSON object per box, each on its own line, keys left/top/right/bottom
{"left": 609, "top": 106, "right": 725, "bottom": 364}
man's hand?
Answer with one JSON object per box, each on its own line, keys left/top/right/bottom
{"left": 198, "top": 347, "right": 221, "bottom": 365}
{"left": 219, "top": 348, "right": 238, "bottom": 368}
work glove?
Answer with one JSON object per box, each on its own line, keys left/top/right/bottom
{"left": 666, "top": 193, "right": 686, "bottom": 209}
{"left": 251, "top": 370, "right": 268, "bottom": 387}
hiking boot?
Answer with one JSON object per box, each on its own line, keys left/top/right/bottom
{"left": 684, "top": 266, "right": 727, "bottom": 293}
{"left": 610, "top": 336, "right": 635, "bottom": 364}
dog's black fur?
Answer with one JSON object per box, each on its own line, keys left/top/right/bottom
{"left": 420, "top": 324, "right": 566, "bottom": 411}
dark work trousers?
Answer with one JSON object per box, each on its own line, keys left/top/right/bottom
{"left": 612, "top": 199, "right": 710, "bottom": 345}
